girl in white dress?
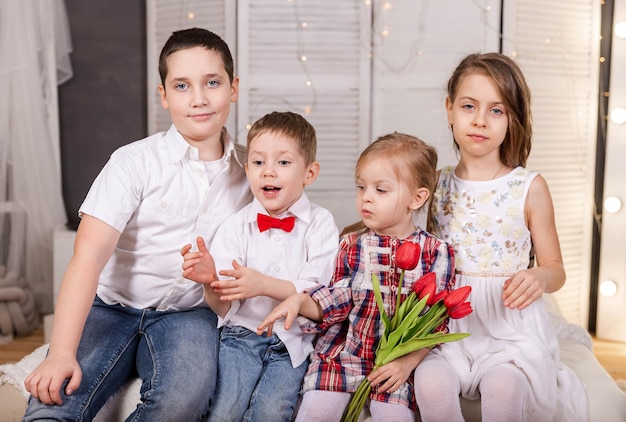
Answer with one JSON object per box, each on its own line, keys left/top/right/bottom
{"left": 413, "top": 53, "right": 588, "bottom": 422}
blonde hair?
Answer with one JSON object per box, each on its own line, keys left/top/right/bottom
{"left": 356, "top": 132, "right": 438, "bottom": 232}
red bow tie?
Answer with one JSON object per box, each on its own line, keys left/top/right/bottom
{"left": 257, "top": 213, "right": 296, "bottom": 233}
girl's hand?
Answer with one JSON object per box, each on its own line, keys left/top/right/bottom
{"left": 213, "top": 260, "right": 264, "bottom": 300}
{"left": 502, "top": 268, "right": 546, "bottom": 310}
{"left": 257, "top": 293, "right": 307, "bottom": 336}
{"left": 181, "top": 236, "right": 218, "bottom": 283}
{"left": 368, "top": 349, "right": 428, "bottom": 394}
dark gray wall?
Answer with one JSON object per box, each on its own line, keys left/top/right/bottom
{"left": 59, "top": 0, "right": 147, "bottom": 230}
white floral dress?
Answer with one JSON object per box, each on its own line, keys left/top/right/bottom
{"left": 429, "top": 166, "right": 588, "bottom": 421}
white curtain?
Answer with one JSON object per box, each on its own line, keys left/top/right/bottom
{"left": 0, "top": 0, "right": 72, "bottom": 317}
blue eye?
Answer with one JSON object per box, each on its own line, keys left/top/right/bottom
{"left": 207, "top": 80, "right": 220, "bottom": 88}
{"left": 174, "top": 83, "right": 188, "bottom": 91}
{"left": 492, "top": 107, "right": 504, "bottom": 115}
{"left": 462, "top": 104, "right": 475, "bottom": 110}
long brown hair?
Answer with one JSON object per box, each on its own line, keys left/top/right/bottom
{"left": 447, "top": 52, "right": 533, "bottom": 167}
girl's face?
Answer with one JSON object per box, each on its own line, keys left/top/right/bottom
{"left": 356, "top": 158, "right": 427, "bottom": 238}
{"left": 447, "top": 72, "right": 508, "bottom": 162}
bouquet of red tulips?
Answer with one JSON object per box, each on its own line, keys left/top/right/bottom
{"left": 341, "top": 241, "right": 472, "bottom": 422}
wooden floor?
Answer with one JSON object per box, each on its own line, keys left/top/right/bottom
{"left": 1, "top": 325, "right": 625, "bottom": 382}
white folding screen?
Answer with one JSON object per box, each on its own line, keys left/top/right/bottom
{"left": 146, "top": 0, "right": 600, "bottom": 326}
{"left": 236, "top": 0, "right": 371, "bottom": 228}
{"left": 502, "top": 0, "right": 600, "bottom": 326}
{"left": 370, "top": 0, "right": 502, "bottom": 168}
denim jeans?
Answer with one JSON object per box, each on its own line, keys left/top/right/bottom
{"left": 23, "top": 296, "right": 219, "bottom": 422}
{"left": 208, "top": 326, "right": 308, "bottom": 422}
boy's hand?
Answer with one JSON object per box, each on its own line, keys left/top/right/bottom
{"left": 24, "top": 353, "right": 82, "bottom": 405}
{"left": 213, "top": 260, "right": 264, "bottom": 300}
{"left": 256, "top": 293, "right": 305, "bottom": 336}
{"left": 181, "top": 236, "right": 218, "bottom": 283}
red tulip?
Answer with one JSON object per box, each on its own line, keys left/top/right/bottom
{"left": 418, "top": 279, "right": 437, "bottom": 306}
{"left": 396, "top": 241, "right": 421, "bottom": 271}
{"left": 432, "top": 289, "right": 449, "bottom": 304}
{"left": 448, "top": 302, "right": 473, "bottom": 319}
{"left": 443, "top": 285, "right": 472, "bottom": 310}
{"left": 411, "top": 272, "right": 436, "bottom": 296}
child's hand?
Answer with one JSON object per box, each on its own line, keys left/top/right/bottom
{"left": 256, "top": 293, "right": 306, "bottom": 336}
{"left": 212, "top": 260, "right": 264, "bottom": 301}
{"left": 181, "top": 236, "right": 218, "bottom": 283}
{"left": 502, "top": 268, "right": 546, "bottom": 310}
{"left": 368, "top": 353, "right": 419, "bottom": 394}
{"left": 24, "top": 352, "right": 82, "bottom": 405}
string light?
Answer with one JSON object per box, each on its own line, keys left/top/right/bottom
{"left": 610, "top": 107, "right": 626, "bottom": 124}
{"left": 615, "top": 21, "right": 626, "bottom": 38}
{"left": 604, "top": 196, "right": 622, "bottom": 213}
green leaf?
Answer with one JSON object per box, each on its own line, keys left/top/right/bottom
{"left": 371, "top": 274, "right": 390, "bottom": 328}
{"left": 379, "top": 332, "right": 471, "bottom": 365}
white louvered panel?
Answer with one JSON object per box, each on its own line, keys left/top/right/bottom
{"left": 504, "top": 0, "right": 600, "bottom": 326}
{"left": 146, "top": 0, "right": 232, "bottom": 134}
{"left": 371, "top": 0, "right": 501, "bottom": 168}
{"left": 238, "top": 0, "right": 369, "bottom": 230}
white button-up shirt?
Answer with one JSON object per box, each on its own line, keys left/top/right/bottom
{"left": 80, "top": 125, "right": 252, "bottom": 310}
{"left": 213, "top": 194, "right": 339, "bottom": 367}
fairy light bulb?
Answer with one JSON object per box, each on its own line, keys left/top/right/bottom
{"left": 610, "top": 107, "right": 626, "bottom": 124}
{"left": 604, "top": 196, "right": 622, "bottom": 213}
{"left": 615, "top": 22, "right": 626, "bottom": 38}
{"left": 600, "top": 280, "right": 618, "bottom": 297}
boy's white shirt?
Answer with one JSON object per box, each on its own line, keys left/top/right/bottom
{"left": 79, "top": 125, "right": 252, "bottom": 310}
{"left": 212, "top": 194, "right": 339, "bottom": 367}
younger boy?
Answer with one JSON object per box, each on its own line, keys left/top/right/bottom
{"left": 23, "top": 28, "right": 252, "bottom": 421}
{"left": 182, "top": 111, "right": 339, "bottom": 422}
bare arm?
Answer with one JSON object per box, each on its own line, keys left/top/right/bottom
{"left": 24, "top": 215, "right": 120, "bottom": 404}
{"left": 503, "top": 175, "right": 566, "bottom": 309}
{"left": 256, "top": 292, "right": 323, "bottom": 336}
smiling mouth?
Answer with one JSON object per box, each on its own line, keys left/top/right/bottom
{"left": 263, "top": 186, "right": 281, "bottom": 192}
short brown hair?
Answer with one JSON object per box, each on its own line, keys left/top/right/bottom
{"left": 247, "top": 112, "right": 317, "bottom": 165}
{"left": 158, "top": 27, "right": 234, "bottom": 87}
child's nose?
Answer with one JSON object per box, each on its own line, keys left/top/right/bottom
{"left": 191, "top": 88, "right": 208, "bottom": 106}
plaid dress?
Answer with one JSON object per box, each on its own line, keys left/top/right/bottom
{"left": 299, "top": 227, "right": 455, "bottom": 409}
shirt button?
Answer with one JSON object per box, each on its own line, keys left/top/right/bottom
{"left": 177, "top": 278, "right": 187, "bottom": 284}
{"left": 273, "top": 266, "right": 281, "bottom": 273}
{"left": 160, "top": 202, "right": 167, "bottom": 209}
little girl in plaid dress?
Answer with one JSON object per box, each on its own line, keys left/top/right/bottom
{"left": 258, "top": 132, "right": 455, "bottom": 421}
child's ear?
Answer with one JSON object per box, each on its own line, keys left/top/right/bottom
{"left": 410, "top": 187, "right": 430, "bottom": 211}
{"left": 230, "top": 77, "right": 240, "bottom": 103}
{"left": 158, "top": 85, "right": 169, "bottom": 110}
{"left": 304, "top": 162, "right": 320, "bottom": 186}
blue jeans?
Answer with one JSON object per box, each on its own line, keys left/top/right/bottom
{"left": 23, "top": 296, "right": 219, "bottom": 422}
{"left": 208, "top": 326, "right": 308, "bottom": 422}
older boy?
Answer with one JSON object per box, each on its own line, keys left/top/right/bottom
{"left": 182, "top": 111, "right": 339, "bottom": 421}
{"left": 23, "top": 28, "right": 252, "bottom": 421}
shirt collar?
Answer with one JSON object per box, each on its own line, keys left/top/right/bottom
{"left": 246, "top": 193, "right": 312, "bottom": 226}
{"left": 165, "top": 125, "right": 241, "bottom": 166}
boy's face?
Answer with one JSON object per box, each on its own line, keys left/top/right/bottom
{"left": 245, "top": 132, "right": 319, "bottom": 217}
{"left": 158, "top": 46, "right": 238, "bottom": 148}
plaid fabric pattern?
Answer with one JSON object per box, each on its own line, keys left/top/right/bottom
{"left": 301, "top": 228, "right": 455, "bottom": 409}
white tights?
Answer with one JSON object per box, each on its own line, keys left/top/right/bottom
{"left": 414, "top": 355, "right": 526, "bottom": 422}
{"left": 295, "top": 390, "right": 416, "bottom": 422}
